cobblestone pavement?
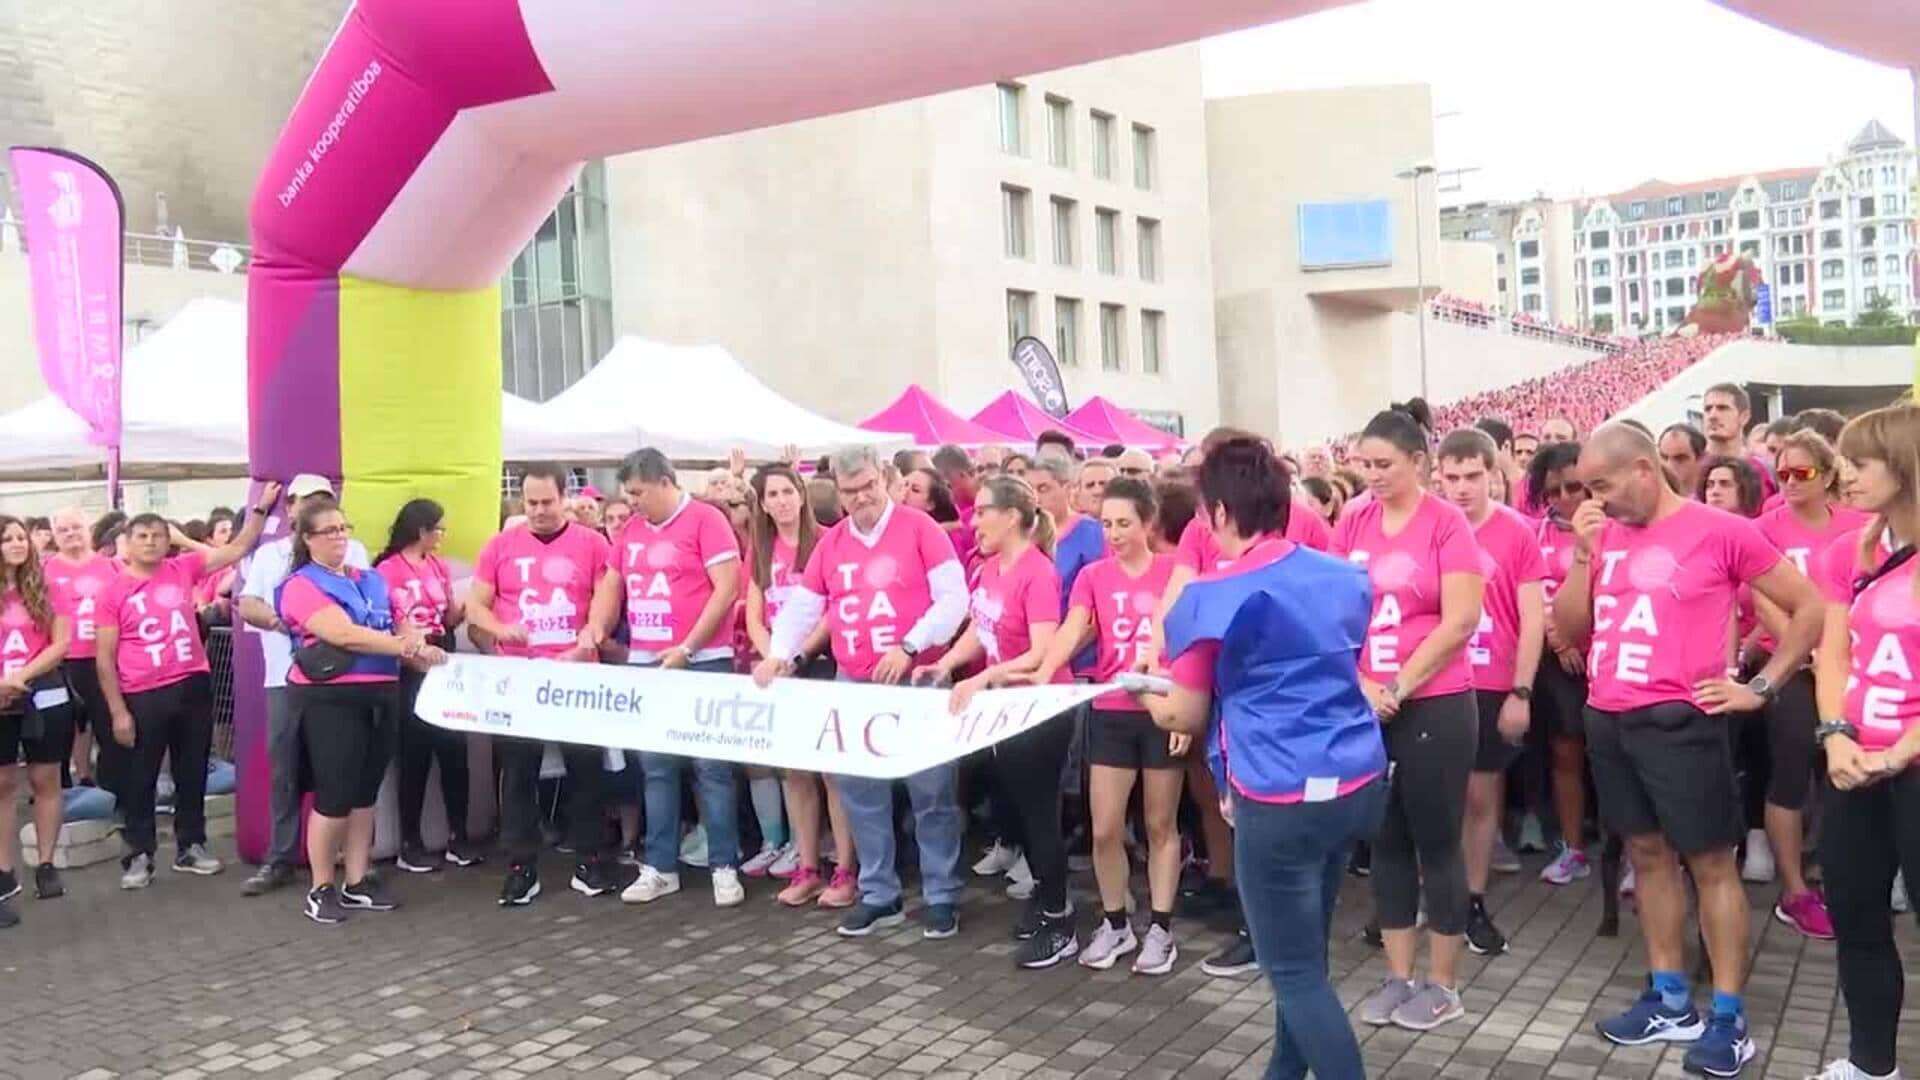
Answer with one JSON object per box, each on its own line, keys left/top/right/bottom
{"left": 0, "top": 832, "right": 1915, "bottom": 1080}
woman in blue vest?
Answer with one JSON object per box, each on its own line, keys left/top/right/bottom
{"left": 275, "top": 497, "right": 448, "bottom": 926}
{"left": 1142, "top": 436, "right": 1386, "bottom": 1080}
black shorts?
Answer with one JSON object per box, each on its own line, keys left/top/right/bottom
{"left": 293, "top": 681, "right": 400, "bottom": 818}
{"left": 64, "top": 658, "right": 106, "bottom": 733}
{"left": 1585, "top": 701, "right": 1744, "bottom": 856}
{"left": 1532, "top": 659, "right": 1588, "bottom": 739}
{"left": 1087, "top": 708, "right": 1176, "bottom": 771}
{"left": 0, "top": 703, "right": 76, "bottom": 767}
{"left": 1473, "top": 690, "right": 1523, "bottom": 773}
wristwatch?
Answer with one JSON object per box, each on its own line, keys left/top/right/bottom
{"left": 1745, "top": 673, "right": 1777, "bottom": 705}
{"left": 1509, "top": 686, "right": 1533, "bottom": 701}
{"left": 901, "top": 641, "right": 922, "bottom": 659}
{"left": 1814, "top": 720, "right": 1860, "bottom": 745}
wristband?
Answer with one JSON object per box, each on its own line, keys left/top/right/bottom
{"left": 1814, "top": 720, "right": 1859, "bottom": 745}
{"left": 1509, "top": 686, "right": 1532, "bottom": 701}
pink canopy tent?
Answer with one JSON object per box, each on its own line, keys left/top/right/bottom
{"left": 1065, "top": 396, "right": 1186, "bottom": 451}
{"left": 971, "top": 391, "right": 1104, "bottom": 447}
{"left": 859, "top": 385, "right": 1012, "bottom": 448}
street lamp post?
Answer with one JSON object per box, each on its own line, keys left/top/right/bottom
{"left": 1398, "top": 162, "right": 1438, "bottom": 401}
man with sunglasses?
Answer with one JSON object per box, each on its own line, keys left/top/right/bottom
{"left": 237, "top": 474, "right": 370, "bottom": 898}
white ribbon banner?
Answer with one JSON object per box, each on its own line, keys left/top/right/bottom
{"left": 414, "top": 655, "right": 1120, "bottom": 779}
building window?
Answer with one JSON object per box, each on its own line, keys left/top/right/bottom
{"left": 1051, "top": 197, "right": 1077, "bottom": 267}
{"left": 1046, "top": 95, "right": 1073, "bottom": 168}
{"left": 1664, "top": 250, "right": 1683, "bottom": 268}
{"left": 1705, "top": 192, "right": 1721, "bottom": 209}
{"left": 1054, "top": 297, "right": 1080, "bottom": 367}
{"left": 1592, "top": 285, "right": 1613, "bottom": 305}
{"left": 1860, "top": 225, "right": 1877, "bottom": 248}
{"left": 1137, "top": 218, "right": 1161, "bottom": 282}
{"left": 1628, "top": 201, "right": 1646, "bottom": 219}
{"left": 1859, "top": 195, "right": 1877, "bottom": 218}
{"left": 997, "top": 83, "right": 1025, "bottom": 155}
{"left": 1821, "top": 229, "right": 1842, "bottom": 250}
{"left": 1736, "top": 209, "right": 1760, "bottom": 230}
{"left": 1625, "top": 254, "right": 1639, "bottom": 273}
{"left": 1591, "top": 259, "right": 1609, "bottom": 279}
{"left": 1497, "top": 277, "right": 1507, "bottom": 293}
{"left": 1885, "top": 254, "right": 1900, "bottom": 277}
{"left": 1007, "top": 290, "right": 1034, "bottom": 351}
{"left": 1780, "top": 183, "right": 1798, "bottom": 199}
{"left": 1627, "top": 282, "right": 1640, "bottom": 303}
{"left": 1666, "top": 197, "right": 1684, "bottom": 215}
{"left": 1738, "top": 240, "right": 1758, "bottom": 258}
{"left": 1522, "top": 294, "right": 1542, "bottom": 313}
{"left": 1823, "top": 289, "right": 1846, "bottom": 311}
{"left": 1820, "top": 199, "right": 1841, "bottom": 220}
{"left": 1861, "top": 256, "right": 1878, "bottom": 278}
{"left": 1823, "top": 259, "right": 1845, "bottom": 280}
{"left": 1666, "top": 277, "right": 1685, "bottom": 297}
{"left": 1661, "top": 224, "right": 1674, "bottom": 242}
{"left": 1141, "top": 310, "right": 1164, "bottom": 374}
{"left": 1002, "top": 186, "right": 1031, "bottom": 259}
{"left": 1709, "top": 218, "right": 1725, "bottom": 237}
{"left": 1518, "top": 240, "right": 1540, "bottom": 259}
{"left": 1090, "top": 111, "right": 1115, "bottom": 180}
{"left": 1131, "top": 123, "right": 1156, "bottom": 191}
{"left": 1100, "top": 303, "right": 1125, "bottom": 371}
{"left": 1096, "top": 208, "right": 1120, "bottom": 275}
{"left": 1520, "top": 267, "right": 1540, "bottom": 286}
{"left": 501, "top": 161, "right": 614, "bottom": 402}
{"left": 1589, "top": 230, "right": 1610, "bottom": 250}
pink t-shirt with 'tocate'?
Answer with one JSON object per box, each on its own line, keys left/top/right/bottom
{"left": 800, "top": 503, "right": 956, "bottom": 682}
{"left": 1818, "top": 528, "right": 1919, "bottom": 751}
{"left": 473, "top": 523, "right": 612, "bottom": 660}
{"left": 1070, "top": 553, "right": 1175, "bottom": 710}
{"left": 1331, "top": 492, "right": 1483, "bottom": 699}
{"left": 46, "top": 552, "right": 118, "bottom": 661}
{"left": 970, "top": 545, "right": 1069, "bottom": 681}
{"left": 99, "top": 553, "right": 210, "bottom": 695}
{"left": 615, "top": 495, "right": 740, "bottom": 661}
{"left": 1585, "top": 501, "right": 1782, "bottom": 713}
{"left": 0, "top": 587, "right": 53, "bottom": 683}
{"left": 1469, "top": 504, "right": 1547, "bottom": 693}
{"left": 377, "top": 553, "right": 454, "bottom": 637}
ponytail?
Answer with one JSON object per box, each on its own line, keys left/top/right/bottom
{"left": 981, "top": 476, "right": 1054, "bottom": 558}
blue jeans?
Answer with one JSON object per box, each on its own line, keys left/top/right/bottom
{"left": 837, "top": 765, "right": 964, "bottom": 908}
{"left": 635, "top": 658, "right": 740, "bottom": 871}
{"left": 1235, "top": 778, "right": 1387, "bottom": 1080}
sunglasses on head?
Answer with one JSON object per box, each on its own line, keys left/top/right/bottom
{"left": 1778, "top": 465, "right": 1820, "bottom": 483}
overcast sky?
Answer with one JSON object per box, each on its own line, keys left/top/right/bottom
{"left": 1200, "top": 0, "right": 1916, "bottom": 206}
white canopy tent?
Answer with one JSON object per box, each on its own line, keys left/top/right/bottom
{"left": 529, "top": 337, "right": 907, "bottom": 462}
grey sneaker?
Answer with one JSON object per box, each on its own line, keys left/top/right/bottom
{"left": 1131, "top": 924, "right": 1178, "bottom": 976}
{"left": 1078, "top": 920, "right": 1138, "bottom": 970}
{"left": 1358, "top": 977, "right": 1420, "bottom": 1026}
{"left": 1490, "top": 835, "right": 1521, "bottom": 874}
{"left": 172, "top": 844, "right": 224, "bottom": 876}
{"left": 120, "top": 853, "right": 155, "bottom": 890}
{"left": 1390, "top": 981, "right": 1465, "bottom": 1031}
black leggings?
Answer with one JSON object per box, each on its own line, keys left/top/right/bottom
{"left": 1371, "top": 691, "right": 1476, "bottom": 936}
{"left": 992, "top": 711, "right": 1076, "bottom": 913}
{"left": 397, "top": 668, "right": 471, "bottom": 846}
{"left": 1820, "top": 767, "right": 1920, "bottom": 1077}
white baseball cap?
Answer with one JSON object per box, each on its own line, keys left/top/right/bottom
{"left": 288, "top": 473, "right": 336, "bottom": 499}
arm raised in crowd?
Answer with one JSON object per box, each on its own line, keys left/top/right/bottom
{"left": 204, "top": 482, "right": 283, "bottom": 575}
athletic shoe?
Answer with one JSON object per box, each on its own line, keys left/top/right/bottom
{"left": 1013, "top": 896, "right": 1045, "bottom": 941}
{"left": 1465, "top": 898, "right": 1508, "bottom": 956}
{"left": 1490, "top": 835, "right": 1522, "bottom": 874}
{"left": 1775, "top": 890, "right": 1836, "bottom": 941}
{"left": 1361, "top": 919, "right": 1384, "bottom": 948}
{"left": 1516, "top": 814, "right": 1548, "bottom": 853}
{"left": 777, "top": 866, "right": 826, "bottom": 907}
{"left": 1619, "top": 863, "right": 1638, "bottom": 899}
{"left": 0, "top": 895, "right": 17, "bottom": 929}
{"left": 1740, "top": 830, "right": 1776, "bottom": 884}
{"left": 921, "top": 902, "right": 959, "bottom": 940}
{"left": 571, "top": 860, "right": 628, "bottom": 898}
{"left": 1540, "top": 844, "right": 1590, "bottom": 886}
{"left": 444, "top": 838, "right": 486, "bottom": 867}
{"left": 740, "top": 842, "right": 787, "bottom": 878}
{"left": 679, "top": 825, "right": 709, "bottom": 869}
{"left": 712, "top": 867, "right": 746, "bottom": 907}
{"left": 120, "top": 853, "right": 155, "bottom": 890}
{"left": 340, "top": 873, "right": 399, "bottom": 911}
{"left": 1683, "top": 1014, "right": 1755, "bottom": 1077}
{"left": 499, "top": 862, "right": 541, "bottom": 906}
{"left": 304, "top": 884, "right": 349, "bottom": 925}
{"left": 1892, "top": 872, "right": 1910, "bottom": 914}
{"left": 1004, "top": 854, "right": 1036, "bottom": 900}
{"left": 1079, "top": 920, "right": 1138, "bottom": 970}
{"left": 1131, "top": 925, "right": 1177, "bottom": 976}
{"left": 616, "top": 849, "right": 644, "bottom": 868}
{"left": 972, "top": 839, "right": 1018, "bottom": 876}
{"left": 1595, "top": 988, "right": 1705, "bottom": 1046}
{"left": 817, "top": 866, "right": 858, "bottom": 909}
{"left": 33, "top": 864, "right": 62, "bottom": 900}
{"left": 1808, "top": 1059, "right": 1903, "bottom": 1080}
{"left": 1392, "top": 981, "right": 1465, "bottom": 1031}
{"left": 1358, "top": 977, "right": 1420, "bottom": 1026}
{"left": 396, "top": 844, "right": 440, "bottom": 874}
{"left": 767, "top": 843, "right": 802, "bottom": 879}
{"left": 1015, "top": 915, "right": 1077, "bottom": 968}
{"left": 1200, "top": 929, "right": 1257, "bottom": 977}
{"left": 837, "top": 900, "right": 905, "bottom": 937}
{"left": 620, "top": 865, "right": 680, "bottom": 904}
{"left": 242, "top": 862, "right": 295, "bottom": 897}
{"left": 172, "top": 844, "right": 224, "bottom": 876}
{"left": 0, "top": 869, "right": 18, "bottom": 903}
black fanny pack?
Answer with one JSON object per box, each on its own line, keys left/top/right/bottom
{"left": 292, "top": 641, "right": 359, "bottom": 683}
{"left": 19, "top": 671, "right": 76, "bottom": 740}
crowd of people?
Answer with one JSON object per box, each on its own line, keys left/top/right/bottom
{"left": 0, "top": 380, "right": 1914, "bottom": 1080}
{"left": 1428, "top": 294, "right": 1637, "bottom": 353}
{"left": 1426, "top": 331, "right": 1743, "bottom": 437}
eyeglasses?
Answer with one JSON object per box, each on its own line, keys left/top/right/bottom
{"left": 308, "top": 524, "right": 354, "bottom": 539}
{"left": 1779, "top": 466, "right": 1821, "bottom": 483}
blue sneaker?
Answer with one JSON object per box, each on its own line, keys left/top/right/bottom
{"left": 921, "top": 902, "right": 959, "bottom": 940}
{"left": 1597, "top": 988, "right": 1705, "bottom": 1046}
{"left": 837, "top": 900, "right": 905, "bottom": 937}
{"left": 1683, "top": 1014, "right": 1755, "bottom": 1077}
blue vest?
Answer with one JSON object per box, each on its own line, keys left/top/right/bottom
{"left": 1054, "top": 516, "right": 1107, "bottom": 671}
{"left": 275, "top": 563, "right": 400, "bottom": 679}
{"left": 1163, "top": 546, "right": 1384, "bottom": 801}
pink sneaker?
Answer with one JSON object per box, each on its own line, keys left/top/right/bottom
{"left": 1774, "top": 890, "right": 1836, "bottom": 940}
{"left": 776, "top": 866, "right": 825, "bottom": 907}
{"left": 817, "top": 866, "right": 858, "bottom": 909}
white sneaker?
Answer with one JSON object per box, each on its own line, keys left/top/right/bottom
{"left": 766, "top": 843, "right": 802, "bottom": 879}
{"left": 1490, "top": 835, "right": 1522, "bottom": 874}
{"left": 1004, "top": 854, "right": 1036, "bottom": 900}
{"left": 1539, "top": 844, "right": 1591, "bottom": 886}
{"left": 1741, "top": 829, "right": 1776, "bottom": 883}
{"left": 712, "top": 867, "right": 745, "bottom": 907}
{"left": 1619, "top": 863, "right": 1637, "bottom": 899}
{"left": 740, "top": 842, "right": 785, "bottom": 878}
{"left": 972, "top": 840, "right": 1017, "bottom": 877}
{"left": 1808, "top": 1059, "right": 1902, "bottom": 1080}
{"left": 1078, "top": 920, "right": 1138, "bottom": 970}
{"left": 620, "top": 865, "right": 681, "bottom": 904}
{"left": 678, "top": 826, "right": 709, "bottom": 869}
{"left": 1893, "top": 872, "right": 1910, "bottom": 915}
{"left": 1515, "top": 814, "right": 1548, "bottom": 854}
{"left": 120, "top": 853, "right": 154, "bottom": 890}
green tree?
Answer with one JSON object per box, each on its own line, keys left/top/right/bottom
{"left": 1855, "top": 290, "right": 1901, "bottom": 328}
